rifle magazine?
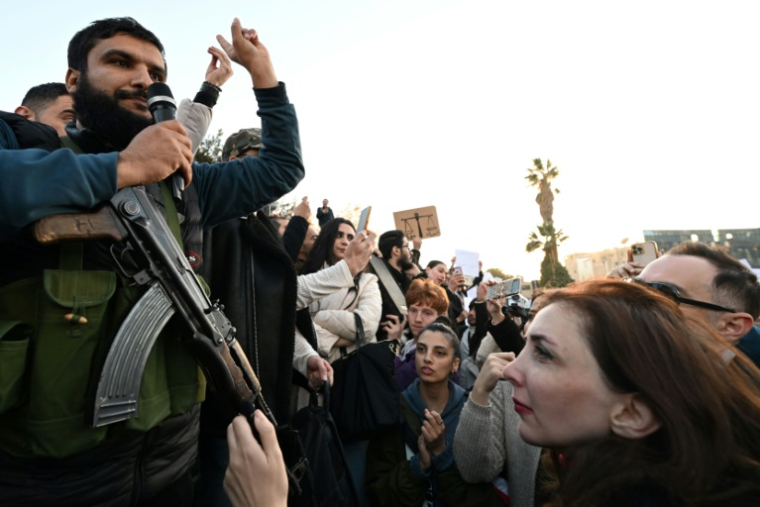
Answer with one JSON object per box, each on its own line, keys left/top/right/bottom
{"left": 91, "top": 282, "right": 175, "bottom": 427}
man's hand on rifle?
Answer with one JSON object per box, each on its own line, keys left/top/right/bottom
{"left": 117, "top": 121, "right": 193, "bottom": 189}
{"left": 217, "top": 18, "right": 278, "bottom": 89}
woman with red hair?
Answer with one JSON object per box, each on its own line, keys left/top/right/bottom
{"left": 386, "top": 278, "right": 452, "bottom": 391}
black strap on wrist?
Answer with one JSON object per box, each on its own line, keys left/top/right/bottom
{"left": 193, "top": 81, "right": 221, "bottom": 108}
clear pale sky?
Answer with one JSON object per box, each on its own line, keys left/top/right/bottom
{"left": 3, "top": 0, "right": 759, "bottom": 280}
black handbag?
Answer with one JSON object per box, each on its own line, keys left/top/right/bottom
{"left": 329, "top": 313, "right": 401, "bottom": 441}
{"left": 281, "top": 379, "right": 359, "bottom": 507}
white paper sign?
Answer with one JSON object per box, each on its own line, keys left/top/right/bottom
{"left": 455, "top": 249, "right": 480, "bottom": 278}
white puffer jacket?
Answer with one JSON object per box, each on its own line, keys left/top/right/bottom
{"left": 309, "top": 270, "right": 382, "bottom": 362}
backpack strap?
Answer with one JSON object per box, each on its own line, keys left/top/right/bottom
{"left": 59, "top": 135, "right": 83, "bottom": 154}
{"left": 370, "top": 256, "right": 407, "bottom": 316}
{"left": 158, "top": 179, "right": 184, "bottom": 248}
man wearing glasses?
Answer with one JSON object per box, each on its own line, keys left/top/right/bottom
{"left": 621, "top": 241, "right": 760, "bottom": 367}
{"left": 374, "top": 230, "right": 417, "bottom": 341}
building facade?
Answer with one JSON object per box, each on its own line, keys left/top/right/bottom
{"left": 564, "top": 246, "right": 629, "bottom": 282}
{"left": 645, "top": 228, "right": 760, "bottom": 267}
{"left": 563, "top": 228, "right": 760, "bottom": 283}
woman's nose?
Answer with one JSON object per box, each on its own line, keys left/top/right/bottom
{"left": 503, "top": 354, "right": 524, "bottom": 386}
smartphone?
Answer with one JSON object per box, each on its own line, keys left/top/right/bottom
{"left": 486, "top": 277, "right": 522, "bottom": 301}
{"left": 451, "top": 267, "right": 463, "bottom": 277}
{"left": 631, "top": 241, "right": 659, "bottom": 266}
{"left": 356, "top": 206, "right": 372, "bottom": 232}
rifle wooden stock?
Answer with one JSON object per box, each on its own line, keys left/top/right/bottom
{"left": 34, "top": 206, "right": 128, "bottom": 244}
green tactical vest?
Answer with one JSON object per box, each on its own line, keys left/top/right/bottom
{"left": 0, "top": 137, "right": 206, "bottom": 459}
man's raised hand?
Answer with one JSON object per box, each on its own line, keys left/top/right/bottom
{"left": 293, "top": 196, "right": 310, "bottom": 220}
{"left": 217, "top": 18, "right": 278, "bottom": 88}
{"left": 205, "top": 46, "right": 233, "bottom": 88}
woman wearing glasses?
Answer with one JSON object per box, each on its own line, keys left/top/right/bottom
{"left": 455, "top": 279, "right": 760, "bottom": 507}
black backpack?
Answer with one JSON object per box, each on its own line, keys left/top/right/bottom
{"left": 281, "top": 378, "right": 358, "bottom": 507}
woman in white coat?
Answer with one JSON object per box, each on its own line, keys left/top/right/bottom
{"left": 299, "top": 217, "right": 382, "bottom": 361}
{"left": 298, "top": 217, "right": 381, "bottom": 506}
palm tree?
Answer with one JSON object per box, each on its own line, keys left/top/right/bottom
{"left": 525, "top": 222, "right": 569, "bottom": 258}
{"left": 525, "top": 159, "right": 573, "bottom": 287}
{"left": 525, "top": 158, "right": 560, "bottom": 225}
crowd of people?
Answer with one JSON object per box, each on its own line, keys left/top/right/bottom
{"left": 2, "top": 14, "right": 760, "bottom": 507}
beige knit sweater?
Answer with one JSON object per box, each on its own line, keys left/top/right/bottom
{"left": 454, "top": 381, "right": 542, "bottom": 507}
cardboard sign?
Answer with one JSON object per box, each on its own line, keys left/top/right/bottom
{"left": 393, "top": 206, "right": 440, "bottom": 240}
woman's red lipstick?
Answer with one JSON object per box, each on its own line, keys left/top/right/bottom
{"left": 513, "top": 398, "right": 533, "bottom": 415}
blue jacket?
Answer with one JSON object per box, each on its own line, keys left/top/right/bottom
{"left": 0, "top": 83, "right": 303, "bottom": 504}
{"left": 0, "top": 84, "right": 303, "bottom": 241}
{"left": 402, "top": 378, "right": 467, "bottom": 479}
{"left": 365, "top": 378, "right": 502, "bottom": 507}
{"left": 737, "top": 325, "right": 760, "bottom": 369}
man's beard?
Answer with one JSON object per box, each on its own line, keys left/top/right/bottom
{"left": 73, "top": 74, "right": 153, "bottom": 150}
{"left": 399, "top": 250, "right": 415, "bottom": 271}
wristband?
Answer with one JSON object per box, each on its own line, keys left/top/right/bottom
{"left": 193, "top": 81, "right": 221, "bottom": 108}
{"left": 202, "top": 81, "right": 222, "bottom": 93}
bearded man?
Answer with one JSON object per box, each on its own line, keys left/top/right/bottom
{"left": 372, "top": 230, "right": 417, "bottom": 341}
{"left": 0, "top": 16, "right": 302, "bottom": 506}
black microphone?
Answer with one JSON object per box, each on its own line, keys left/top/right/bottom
{"left": 147, "top": 82, "right": 184, "bottom": 202}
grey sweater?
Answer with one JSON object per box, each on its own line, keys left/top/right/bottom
{"left": 453, "top": 381, "right": 542, "bottom": 507}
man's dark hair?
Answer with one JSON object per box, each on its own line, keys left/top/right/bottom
{"left": 378, "top": 230, "right": 405, "bottom": 259}
{"left": 67, "top": 17, "right": 165, "bottom": 73}
{"left": 21, "top": 82, "right": 69, "bottom": 117}
{"left": 668, "top": 241, "right": 760, "bottom": 318}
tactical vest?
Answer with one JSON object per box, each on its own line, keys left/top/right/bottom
{"left": 0, "top": 119, "right": 206, "bottom": 459}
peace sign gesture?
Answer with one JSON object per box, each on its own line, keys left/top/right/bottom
{"left": 217, "top": 18, "right": 278, "bottom": 88}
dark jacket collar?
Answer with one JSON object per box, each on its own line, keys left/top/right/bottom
{"left": 64, "top": 123, "right": 119, "bottom": 154}
{"left": 0, "top": 111, "right": 60, "bottom": 152}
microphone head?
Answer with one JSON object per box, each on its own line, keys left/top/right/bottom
{"left": 147, "top": 82, "right": 176, "bottom": 111}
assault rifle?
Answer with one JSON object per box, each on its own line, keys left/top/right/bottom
{"left": 34, "top": 185, "right": 284, "bottom": 446}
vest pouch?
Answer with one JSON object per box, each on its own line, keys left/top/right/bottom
{"left": 22, "top": 269, "right": 117, "bottom": 457}
{"left": 0, "top": 321, "right": 32, "bottom": 414}
{"left": 0, "top": 271, "right": 118, "bottom": 457}
{"left": 0, "top": 269, "right": 205, "bottom": 458}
